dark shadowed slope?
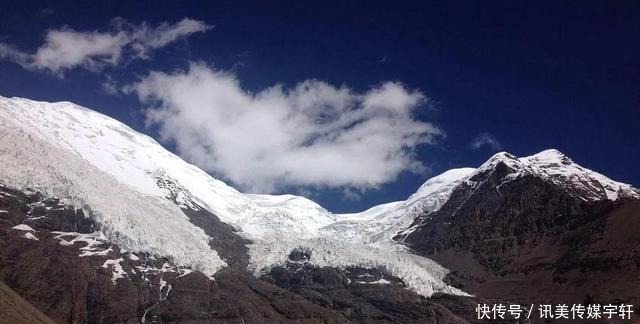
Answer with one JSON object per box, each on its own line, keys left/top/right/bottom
{"left": 0, "top": 281, "right": 57, "bottom": 324}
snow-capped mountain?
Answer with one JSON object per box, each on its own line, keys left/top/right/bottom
{"left": 1, "top": 95, "right": 638, "bottom": 300}
{"left": 0, "top": 96, "right": 467, "bottom": 297}
{"left": 397, "top": 149, "right": 640, "bottom": 314}
{"left": 396, "top": 150, "right": 640, "bottom": 239}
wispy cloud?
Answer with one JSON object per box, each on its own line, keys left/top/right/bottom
{"left": 101, "top": 76, "right": 120, "bottom": 95}
{"left": 471, "top": 132, "right": 502, "bottom": 151}
{"left": 130, "top": 63, "right": 443, "bottom": 193}
{"left": 0, "top": 18, "right": 211, "bottom": 76}
{"left": 342, "top": 188, "right": 363, "bottom": 201}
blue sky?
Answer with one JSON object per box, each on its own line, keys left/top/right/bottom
{"left": 0, "top": 1, "right": 638, "bottom": 212}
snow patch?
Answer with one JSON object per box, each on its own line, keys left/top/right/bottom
{"left": 357, "top": 278, "right": 391, "bottom": 285}
{"left": 52, "top": 231, "right": 113, "bottom": 257}
{"left": 12, "top": 224, "right": 36, "bottom": 232}
{"left": 24, "top": 232, "right": 39, "bottom": 240}
{"left": 102, "top": 258, "right": 127, "bottom": 285}
{"left": 177, "top": 268, "right": 193, "bottom": 278}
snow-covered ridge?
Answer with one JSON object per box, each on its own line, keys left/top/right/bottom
{"left": 474, "top": 150, "right": 640, "bottom": 201}
{"left": 324, "top": 168, "right": 475, "bottom": 245}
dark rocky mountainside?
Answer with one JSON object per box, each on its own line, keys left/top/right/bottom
{"left": 0, "top": 184, "right": 483, "bottom": 324}
{"left": 400, "top": 158, "right": 640, "bottom": 320}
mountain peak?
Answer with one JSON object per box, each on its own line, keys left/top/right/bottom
{"left": 522, "top": 148, "right": 573, "bottom": 165}
{"left": 471, "top": 149, "right": 639, "bottom": 201}
{"left": 477, "top": 151, "right": 519, "bottom": 171}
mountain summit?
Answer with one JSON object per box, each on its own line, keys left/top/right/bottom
{"left": 475, "top": 149, "right": 639, "bottom": 201}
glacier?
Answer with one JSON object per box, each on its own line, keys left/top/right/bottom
{"left": 0, "top": 107, "right": 226, "bottom": 275}
{"left": 1, "top": 95, "right": 637, "bottom": 297}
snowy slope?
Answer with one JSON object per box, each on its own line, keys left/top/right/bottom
{"left": 1, "top": 95, "right": 637, "bottom": 297}
{"left": 0, "top": 110, "right": 226, "bottom": 275}
{"left": 0, "top": 97, "right": 333, "bottom": 240}
{"left": 248, "top": 168, "right": 477, "bottom": 297}
{"left": 324, "top": 168, "right": 475, "bottom": 245}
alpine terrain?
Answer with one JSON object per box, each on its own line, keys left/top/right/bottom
{"left": 0, "top": 95, "right": 638, "bottom": 323}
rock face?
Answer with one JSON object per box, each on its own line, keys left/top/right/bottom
{"left": 0, "top": 184, "right": 181, "bottom": 323}
{"left": 400, "top": 158, "right": 640, "bottom": 315}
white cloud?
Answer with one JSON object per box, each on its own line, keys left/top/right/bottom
{"left": 30, "top": 29, "right": 128, "bottom": 72}
{"left": 471, "top": 132, "right": 502, "bottom": 150}
{"left": 0, "top": 18, "right": 211, "bottom": 75}
{"left": 131, "top": 63, "right": 443, "bottom": 192}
